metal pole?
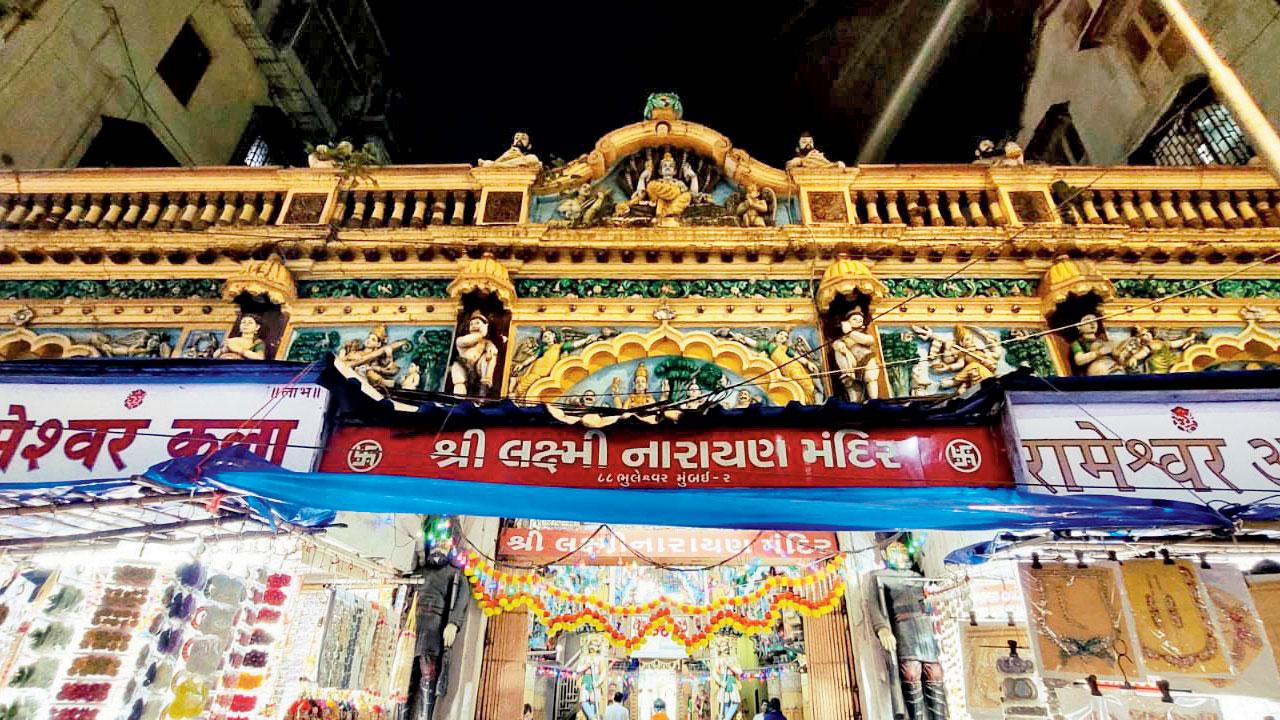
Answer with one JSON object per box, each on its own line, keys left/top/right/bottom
{"left": 1157, "top": 0, "right": 1280, "bottom": 178}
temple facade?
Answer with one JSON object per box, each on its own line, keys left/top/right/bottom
{"left": 4, "top": 95, "right": 1280, "bottom": 720}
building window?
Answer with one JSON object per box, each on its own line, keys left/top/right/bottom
{"left": 1132, "top": 77, "right": 1253, "bottom": 166}
{"left": 1027, "top": 103, "right": 1090, "bottom": 165}
{"left": 1120, "top": 0, "right": 1186, "bottom": 72}
{"left": 156, "top": 20, "right": 211, "bottom": 106}
{"left": 242, "top": 136, "right": 271, "bottom": 167}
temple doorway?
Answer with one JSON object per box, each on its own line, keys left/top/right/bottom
{"left": 636, "top": 665, "right": 679, "bottom": 720}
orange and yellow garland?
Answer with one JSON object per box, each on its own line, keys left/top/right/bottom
{"left": 457, "top": 551, "right": 848, "bottom": 651}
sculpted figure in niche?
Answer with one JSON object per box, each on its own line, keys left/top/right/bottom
{"left": 450, "top": 310, "right": 500, "bottom": 397}
{"left": 336, "top": 325, "right": 410, "bottom": 391}
{"left": 831, "top": 309, "right": 881, "bottom": 402}
{"left": 618, "top": 151, "right": 697, "bottom": 221}
{"left": 733, "top": 183, "right": 776, "bottom": 227}
{"left": 216, "top": 315, "right": 267, "bottom": 360}
{"left": 717, "top": 328, "right": 820, "bottom": 404}
{"left": 478, "top": 131, "right": 541, "bottom": 169}
{"left": 556, "top": 182, "right": 610, "bottom": 227}
{"left": 1071, "top": 314, "right": 1125, "bottom": 376}
{"left": 622, "top": 363, "right": 657, "bottom": 410}
{"left": 786, "top": 132, "right": 842, "bottom": 170}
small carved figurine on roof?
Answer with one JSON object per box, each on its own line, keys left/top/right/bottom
{"left": 730, "top": 182, "right": 777, "bottom": 227}
{"left": 479, "top": 132, "right": 541, "bottom": 169}
{"left": 786, "top": 132, "right": 843, "bottom": 170}
{"left": 643, "top": 92, "right": 683, "bottom": 121}
{"left": 973, "top": 139, "right": 1025, "bottom": 167}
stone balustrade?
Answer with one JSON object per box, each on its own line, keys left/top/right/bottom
{"left": 1, "top": 163, "right": 1278, "bottom": 232}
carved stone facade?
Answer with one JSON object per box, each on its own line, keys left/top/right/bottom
{"left": 1, "top": 97, "right": 1279, "bottom": 401}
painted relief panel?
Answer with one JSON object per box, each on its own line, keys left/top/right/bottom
{"left": 877, "top": 325, "right": 1056, "bottom": 398}
{"left": 506, "top": 324, "right": 824, "bottom": 407}
{"left": 0, "top": 326, "right": 181, "bottom": 361}
{"left": 284, "top": 325, "right": 455, "bottom": 391}
{"left": 179, "top": 330, "right": 226, "bottom": 359}
{"left": 1092, "top": 321, "right": 1280, "bottom": 374}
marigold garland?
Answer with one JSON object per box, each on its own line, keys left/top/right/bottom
{"left": 456, "top": 551, "right": 848, "bottom": 651}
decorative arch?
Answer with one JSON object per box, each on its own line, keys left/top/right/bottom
{"left": 1171, "top": 314, "right": 1280, "bottom": 372}
{"left": 0, "top": 327, "right": 100, "bottom": 360}
{"left": 535, "top": 118, "right": 793, "bottom": 196}
{"left": 524, "top": 325, "right": 808, "bottom": 406}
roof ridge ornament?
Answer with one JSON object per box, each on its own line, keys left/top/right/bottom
{"left": 643, "top": 93, "right": 683, "bottom": 122}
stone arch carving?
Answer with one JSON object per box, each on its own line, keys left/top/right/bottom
{"left": 0, "top": 327, "right": 100, "bottom": 360}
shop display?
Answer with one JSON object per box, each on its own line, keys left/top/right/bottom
{"left": 1247, "top": 574, "right": 1280, "bottom": 672}
{"left": 1188, "top": 566, "right": 1280, "bottom": 698}
{"left": 1020, "top": 562, "right": 1137, "bottom": 681}
{"left": 961, "top": 625, "right": 1030, "bottom": 719}
{"left": 1119, "top": 560, "right": 1229, "bottom": 678}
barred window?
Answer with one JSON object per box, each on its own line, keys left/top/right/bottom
{"left": 242, "top": 136, "right": 271, "bottom": 167}
{"left": 1133, "top": 78, "right": 1253, "bottom": 166}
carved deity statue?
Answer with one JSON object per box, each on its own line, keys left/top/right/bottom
{"left": 1115, "top": 325, "right": 1201, "bottom": 374}
{"left": 216, "top": 315, "right": 267, "bottom": 360}
{"left": 450, "top": 310, "right": 500, "bottom": 397}
{"left": 733, "top": 183, "right": 776, "bottom": 227}
{"left": 556, "top": 182, "right": 610, "bottom": 227}
{"left": 717, "top": 328, "right": 820, "bottom": 404}
{"left": 336, "top": 325, "right": 410, "bottom": 390}
{"left": 1070, "top": 314, "right": 1125, "bottom": 376}
{"left": 478, "top": 132, "right": 541, "bottom": 169}
{"left": 868, "top": 541, "right": 949, "bottom": 720}
{"left": 618, "top": 151, "right": 698, "bottom": 222}
{"left": 831, "top": 309, "right": 881, "bottom": 402}
{"left": 913, "top": 324, "right": 1004, "bottom": 394}
{"left": 786, "top": 132, "right": 842, "bottom": 170}
{"left": 508, "top": 327, "right": 606, "bottom": 398}
{"left": 86, "top": 330, "right": 173, "bottom": 359}
{"left": 622, "top": 363, "right": 656, "bottom": 410}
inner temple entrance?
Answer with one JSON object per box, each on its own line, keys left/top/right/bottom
{"left": 502, "top": 522, "right": 854, "bottom": 720}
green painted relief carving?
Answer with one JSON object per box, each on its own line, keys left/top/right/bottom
{"left": 296, "top": 279, "right": 451, "bottom": 299}
{"left": 514, "top": 279, "right": 812, "bottom": 299}
{"left": 878, "top": 324, "right": 1056, "bottom": 398}
{"left": 880, "top": 278, "right": 1038, "bottom": 298}
{"left": 0, "top": 279, "right": 221, "bottom": 300}
{"left": 1113, "top": 278, "right": 1280, "bottom": 299}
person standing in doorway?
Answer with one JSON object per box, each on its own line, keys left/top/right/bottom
{"left": 762, "top": 699, "right": 786, "bottom": 720}
{"left": 650, "top": 699, "right": 669, "bottom": 720}
{"left": 605, "top": 693, "right": 629, "bottom": 720}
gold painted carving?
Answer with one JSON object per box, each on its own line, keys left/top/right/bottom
{"left": 1038, "top": 256, "right": 1115, "bottom": 317}
{"left": 0, "top": 327, "right": 99, "bottom": 360}
{"left": 222, "top": 255, "right": 297, "bottom": 305}
{"left": 447, "top": 252, "right": 516, "bottom": 305}
{"left": 817, "top": 254, "right": 887, "bottom": 311}
{"left": 1172, "top": 307, "right": 1280, "bottom": 372}
{"left": 523, "top": 324, "right": 808, "bottom": 407}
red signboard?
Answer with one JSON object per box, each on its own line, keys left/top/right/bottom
{"left": 496, "top": 526, "right": 839, "bottom": 565}
{"left": 319, "top": 424, "right": 1010, "bottom": 489}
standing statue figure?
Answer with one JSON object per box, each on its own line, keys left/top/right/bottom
{"left": 216, "top": 315, "right": 267, "bottom": 360}
{"left": 710, "top": 645, "right": 742, "bottom": 720}
{"left": 478, "top": 132, "right": 541, "bottom": 169}
{"left": 831, "top": 309, "right": 881, "bottom": 402}
{"left": 868, "top": 541, "right": 948, "bottom": 720}
{"left": 786, "top": 132, "right": 843, "bottom": 170}
{"left": 733, "top": 183, "right": 776, "bottom": 227}
{"left": 623, "top": 363, "right": 656, "bottom": 410}
{"left": 619, "top": 151, "right": 696, "bottom": 221}
{"left": 577, "top": 635, "right": 610, "bottom": 720}
{"left": 1070, "top": 314, "right": 1125, "bottom": 376}
{"left": 336, "top": 325, "right": 410, "bottom": 390}
{"left": 450, "top": 311, "right": 500, "bottom": 397}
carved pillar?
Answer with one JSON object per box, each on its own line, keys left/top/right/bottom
{"left": 389, "top": 191, "right": 408, "bottom": 228}
{"left": 1216, "top": 191, "right": 1242, "bottom": 228}
{"left": 859, "top": 191, "right": 881, "bottom": 224}
{"left": 445, "top": 253, "right": 516, "bottom": 400}
{"left": 1156, "top": 191, "right": 1181, "bottom": 227}
{"left": 81, "top": 194, "right": 105, "bottom": 228}
{"left": 817, "top": 255, "right": 888, "bottom": 402}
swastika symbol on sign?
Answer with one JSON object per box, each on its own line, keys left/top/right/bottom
{"left": 944, "top": 439, "right": 982, "bottom": 473}
{"left": 347, "top": 440, "right": 384, "bottom": 473}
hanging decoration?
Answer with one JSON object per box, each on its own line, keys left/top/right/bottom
{"left": 455, "top": 551, "right": 846, "bottom": 650}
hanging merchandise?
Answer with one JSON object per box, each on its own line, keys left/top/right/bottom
{"left": 1054, "top": 687, "right": 1128, "bottom": 719}
{"left": 1020, "top": 562, "right": 1138, "bottom": 682}
{"left": 1127, "top": 694, "right": 1222, "bottom": 720}
{"left": 992, "top": 642, "right": 1051, "bottom": 719}
{"left": 457, "top": 551, "right": 846, "bottom": 650}
{"left": 1247, "top": 574, "right": 1280, "bottom": 673}
{"left": 961, "top": 625, "right": 1031, "bottom": 720}
{"left": 1118, "top": 560, "right": 1230, "bottom": 678}
{"left": 1180, "top": 566, "right": 1280, "bottom": 699}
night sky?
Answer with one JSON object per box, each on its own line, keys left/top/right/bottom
{"left": 375, "top": 1, "right": 1037, "bottom": 167}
